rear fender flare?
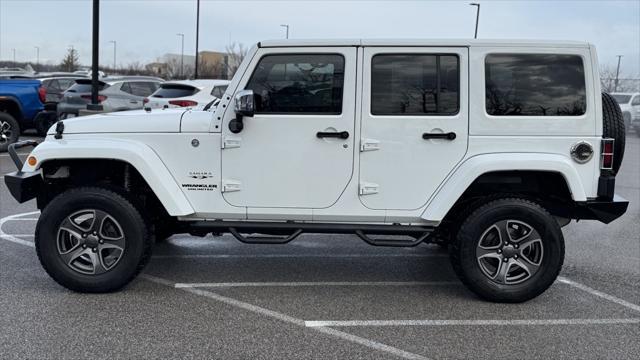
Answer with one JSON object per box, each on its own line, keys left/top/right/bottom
{"left": 421, "top": 153, "right": 587, "bottom": 222}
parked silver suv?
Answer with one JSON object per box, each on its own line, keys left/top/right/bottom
{"left": 57, "top": 76, "right": 162, "bottom": 118}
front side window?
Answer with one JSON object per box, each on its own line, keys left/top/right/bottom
{"left": 245, "top": 54, "right": 345, "bottom": 114}
{"left": 631, "top": 96, "right": 640, "bottom": 106}
{"left": 485, "top": 54, "right": 586, "bottom": 116}
{"left": 371, "top": 54, "right": 459, "bottom": 115}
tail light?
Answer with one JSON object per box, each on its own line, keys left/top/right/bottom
{"left": 143, "top": 98, "right": 149, "bottom": 104}
{"left": 81, "top": 95, "right": 108, "bottom": 103}
{"left": 601, "top": 138, "right": 614, "bottom": 170}
{"left": 38, "top": 86, "right": 47, "bottom": 103}
{"left": 169, "top": 100, "right": 198, "bottom": 107}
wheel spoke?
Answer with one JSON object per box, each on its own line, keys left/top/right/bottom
{"left": 60, "top": 216, "right": 88, "bottom": 237}
{"left": 90, "top": 210, "right": 108, "bottom": 234}
{"left": 518, "top": 237, "right": 542, "bottom": 252}
{"left": 513, "top": 258, "right": 536, "bottom": 279}
{"left": 494, "top": 260, "right": 510, "bottom": 284}
{"left": 496, "top": 221, "right": 511, "bottom": 246}
{"left": 477, "top": 247, "right": 501, "bottom": 260}
{"left": 88, "top": 251, "right": 108, "bottom": 275}
{"left": 59, "top": 246, "right": 88, "bottom": 266}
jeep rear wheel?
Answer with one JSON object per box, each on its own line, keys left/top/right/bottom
{"left": 35, "top": 187, "right": 152, "bottom": 293}
{"left": 450, "top": 197, "right": 564, "bottom": 303}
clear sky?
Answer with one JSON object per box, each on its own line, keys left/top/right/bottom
{"left": 0, "top": 0, "right": 638, "bottom": 75}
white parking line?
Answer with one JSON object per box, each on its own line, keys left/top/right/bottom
{"left": 174, "top": 281, "right": 459, "bottom": 288}
{"left": 142, "top": 274, "right": 428, "bottom": 360}
{"left": 558, "top": 276, "right": 640, "bottom": 313}
{"left": 0, "top": 211, "right": 40, "bottom": 248}
{"left": 304, "top": 318, "right": 640, "bottom": 328}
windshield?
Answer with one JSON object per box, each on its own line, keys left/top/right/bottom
{"left": 612, "top": 94, "right": 632, "bottom": 104}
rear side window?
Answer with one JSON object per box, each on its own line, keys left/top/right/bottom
{"left": 66, "top": 81, "right": 107, "bottom": 93}
{"left": 152, "top": 84, "right": 199, "bottom": 98}
{"left": 632, "top": 96, "right": 640, "bottom": 106}
{"left": 211, "top": 85, "right": 228, "bottom": 98}
{"left": 485, "top": 54, "right": 586, "bottom": 116}
{"left": 123, "top": 81, "right": 158, "bottom": 97}
{"left": 245, "top": 54, "right": 345, "bottom": 114}
{"left": 371, "top": 54, "right": 459, "bottom": 115}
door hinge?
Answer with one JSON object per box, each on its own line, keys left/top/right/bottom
{"left": 221, "top": 179, "right": 242, "bottom": 193}
{"left": 222, "top": 136, "right": 242, "bottom": 149}
{"left": 360, "top": 138, "right": 380, "bottom": 152}
{"left": 359, "top": 182, "right": 379, "bottom": 195}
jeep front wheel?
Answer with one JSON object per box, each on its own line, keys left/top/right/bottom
{"left": 450, "top": 198, "right": 565, "bottom": 303}
{"left": 35, "top": 187, "right": 152, "bottom": 293}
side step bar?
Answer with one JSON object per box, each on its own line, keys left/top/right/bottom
{"left": 188, "top": 221, "right": 436, "bottom": 247}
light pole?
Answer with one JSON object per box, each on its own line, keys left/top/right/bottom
{"left": 194, "top": 0, "right": 200, "bottom": 79}
{"left": 470, "top": 3, "right": 480, "bottom": 39}
{"left": 11, "top": 48, "right": 16, "bottom": 65}
{"left": 109, "top": 40, "right": 116, "bottom": 71}
{"left": 614, "top": 55, "right": 623, "bottom": 92}
{"left": 34, "top": 46, "right": 39, "bottom": 70}
{"left": 280, "top": 24, "right": 289, "bottom": 39}
{"left": 177, "top": 33, "right": 185, "bottom": 78}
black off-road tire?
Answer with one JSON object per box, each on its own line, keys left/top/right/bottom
{"left": 450, "top": 197, "right": 565, "bottom": 303}
{"left": 0, "top": 112, "right": 20, "bottom": 152}
{"left": 602, "top": 92, "right": 626, "bottom": 175}
{"left": 35, "top": 187, "right": 152, "bottom": 293}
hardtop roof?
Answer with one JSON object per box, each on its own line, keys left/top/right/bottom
{"left": 258, "top": 39, "right": 590, "bottom": 48}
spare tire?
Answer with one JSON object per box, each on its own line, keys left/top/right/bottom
{"left": 602, "top": 92, "right": 626, "bottom": 175}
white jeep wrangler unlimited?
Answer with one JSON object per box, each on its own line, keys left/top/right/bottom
{"left": 5, "top": 39, "right": 629, "bottom": 302}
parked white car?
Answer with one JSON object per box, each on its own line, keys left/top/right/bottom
{"left": 5, "top": 39, "right": 628, "bottom": 303}
{"left": 144, "top": 79, "right": 230, "bottom": 110}
{"left": 611, "top": 92, "right": 640, "bottom": 133}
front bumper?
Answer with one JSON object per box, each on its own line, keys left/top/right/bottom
{"left": 4, "top": 140, "right": 42, "bottom": 203}
{"left": 572, "top": 195, "right": 629, "bottom": 224}
{"left": 4, "top": 170, "right": 43, "bottom": 203}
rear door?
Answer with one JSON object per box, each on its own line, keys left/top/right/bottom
{"left": 359, "top": 47, "right": 469, "bottom": 210}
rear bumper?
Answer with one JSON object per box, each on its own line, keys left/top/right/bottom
{"left": 572, "top": 195, "right": 629, "bottom": 224}
{"left": 4, "top": 170, "right": 43, "bottom": 203}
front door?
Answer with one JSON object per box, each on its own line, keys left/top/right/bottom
{"left": 221, "top": 48, "right": 357, "bottom": 208}
{"left": 359, "top": 47, "right": 469, "bottom": 210}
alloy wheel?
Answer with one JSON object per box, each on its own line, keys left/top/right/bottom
{"left": 475, "top": 220, "right": 544, "bottom": 284}
{"left": 56, "top": 209, "right": 126, "bottom": 275}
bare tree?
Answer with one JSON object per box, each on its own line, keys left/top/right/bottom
{"left": 600, "top": 64, "right": 640, "bottom": 93}
{"left": 225, "top": 42, "right": 247, "bottom": 78}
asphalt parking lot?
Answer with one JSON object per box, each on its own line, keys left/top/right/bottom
{"left": 1, "top": 134, "right": 638, "bottom": 359}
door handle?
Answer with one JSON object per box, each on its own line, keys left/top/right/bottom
{"left": 422, "top": 132, "right": 456, "bottom": 140}
{"left": 317, "top": 131, "right": 349, "bottom": 139}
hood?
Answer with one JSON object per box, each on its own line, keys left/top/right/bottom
{"left": 48, "top": 109, "right": 186, "bottom": 135}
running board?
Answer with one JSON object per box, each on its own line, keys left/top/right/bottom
{"left": 188, "top": 221, "right": 435, "bottom": 247}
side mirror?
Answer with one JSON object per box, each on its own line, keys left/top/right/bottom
{"left": 230, "top": 90, "right": 254, "bottom": 133}
{"left": 234, "top": 90, "right": 255, "bottom": 117}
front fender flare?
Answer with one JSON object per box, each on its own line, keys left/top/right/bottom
{"left": 420, "top": 153, "right": 587, "bottom": 222}
{"left": 26, "top": 138, "right": 195, "bottom": 216}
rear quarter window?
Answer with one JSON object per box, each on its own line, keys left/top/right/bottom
{"left": 151, "top": 84, "right": 199, "bottom": 98}
{"left": 485, "top": 54, "right": 586, "bottom": 116}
